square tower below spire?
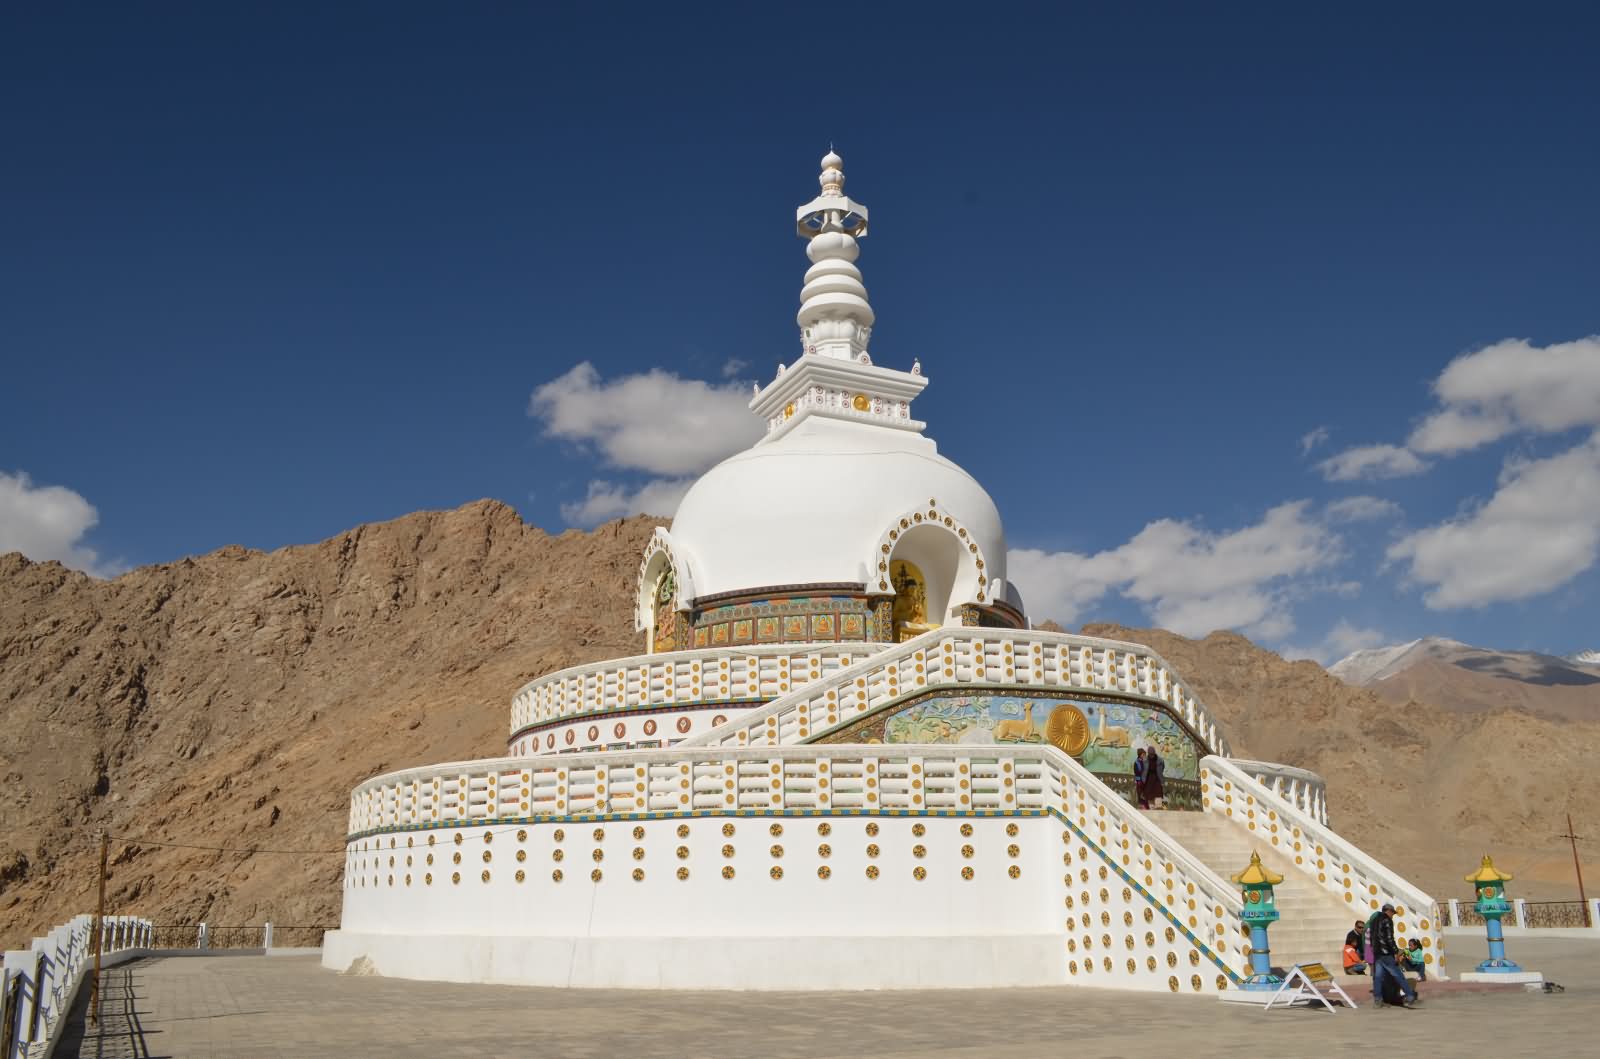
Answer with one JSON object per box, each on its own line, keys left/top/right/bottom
{"left": 750, "top": 353, "right": 928, "bottom": 443}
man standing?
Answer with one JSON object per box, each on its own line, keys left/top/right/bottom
{"left": 1370, "top": 903, "right": 1418, "bottom": 1008}
{"left": 1365, "top": 908, "right": 1383, "bottom": 1002}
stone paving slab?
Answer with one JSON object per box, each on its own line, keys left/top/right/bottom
{"left": 57, "top": 937, "right": 1595, "bottom": 1058}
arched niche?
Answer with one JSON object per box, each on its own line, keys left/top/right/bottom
{"left": 635, "top": 529, "right": 695, "bottom": 652}
{"left": 868, "top": 503, "right": 987, "bottom": 639}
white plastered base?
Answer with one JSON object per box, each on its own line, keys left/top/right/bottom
{"left": 321, "top": 930, "right": 1064, "bottom": 990}
{"left": 1457, "top": 970, "right": 1545, "bottom": 987}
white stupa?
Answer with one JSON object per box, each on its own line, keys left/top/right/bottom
{"left": 324, "top": 152, "right": 1444, "bottom": 994}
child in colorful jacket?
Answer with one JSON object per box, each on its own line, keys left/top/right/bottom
{"left": 1401, "top": 938, "right": 1427, "bottom": 981}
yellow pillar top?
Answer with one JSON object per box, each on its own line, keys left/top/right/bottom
{"left": 1464, "top": 854, "right": 1513, "bottom": 885}
{"left": 1230, "top": 851, "right": 1284, "bottom": 887}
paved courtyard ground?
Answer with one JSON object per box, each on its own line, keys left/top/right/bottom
{"left": 58, "top": 936, "right": 1596, "bottom": 1058}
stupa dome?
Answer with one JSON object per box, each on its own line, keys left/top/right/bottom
{"left": 669, "top": 413, "right": 1010, "bottom": 613}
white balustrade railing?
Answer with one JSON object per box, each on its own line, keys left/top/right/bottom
{"left": 1200, "top": 755, "right": 1444, "bottom": 971}
{"left": 509, "top": 643, "right": 880, "bottom": 736}
{"left": 345, "top": 742, "right": 1243, "bottom": 962}
{"left": 1226, "top": 758, "right": 1328, "bottom": 826}
{"left": 680, "top": 627, "right": 1229, "bottom": 757}
{"left": 1044, "top": 748, "right": 1243, "bottom": 928}
{"left": 1, "top": 914, "right": 153, "bottom": 1059}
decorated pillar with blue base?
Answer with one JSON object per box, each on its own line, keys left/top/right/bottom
{"left": 1231, "top": 852, "right": 1285, "bottom": 991}
{"left": 1466, "top": 855, "right": 1520, "bottom": 972}
{"left": 1458, "top": 854, "right": 1544, "bottom": 987}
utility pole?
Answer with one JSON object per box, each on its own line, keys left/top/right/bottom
{"left": 89, "top": 831, "right": 108, "bottom": 1026}
{"left": 1559, "top": 813, "right": 1589, "bottom": 927}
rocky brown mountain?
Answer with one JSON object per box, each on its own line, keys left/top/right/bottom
{"left": 2, "top": 504, "right": 1594, "bottom": 950}
{"left": 0, "top": 502, "right": 663, "bottom": 950}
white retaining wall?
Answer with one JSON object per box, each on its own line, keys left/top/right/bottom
{"left": 334, "top": 743, "right": 1249, "bottom": 993}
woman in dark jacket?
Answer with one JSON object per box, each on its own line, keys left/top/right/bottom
{"left": 1144, "top": 746, "right": 1165, "bottom": 809}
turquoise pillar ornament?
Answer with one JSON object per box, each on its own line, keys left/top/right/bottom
{"left": 1231, "top": 852, "right": 1285, "bottom": 990}
{"left": 1465, "top": 855, "right": 1521, "bottom": 973}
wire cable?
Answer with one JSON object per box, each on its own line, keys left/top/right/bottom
{"left": 109, "top": 835, "right": 346, "bottom": 856}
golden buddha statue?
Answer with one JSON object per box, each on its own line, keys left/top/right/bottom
{"left": 891, "top": 560, "right": 937, "bottom": 641}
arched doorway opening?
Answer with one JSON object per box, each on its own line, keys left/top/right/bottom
{"left": 636, "top": 538, "right": 687, "bottom": 654}
{"left": 886, "top": 522, "right": 974, "bottom": 639}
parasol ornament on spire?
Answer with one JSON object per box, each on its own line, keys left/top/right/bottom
{"left": 747, "top": 149, "right": 930, "bottom": 441}
{"left": 795, "top": 150, "right": 874, "bottom": 361}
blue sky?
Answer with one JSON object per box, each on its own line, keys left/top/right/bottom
{"left": 4, "top": 3, "right": 1598, "bottom": 662}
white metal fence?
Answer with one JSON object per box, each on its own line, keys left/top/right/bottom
{"left": 1, "top": 915, "right": 152, "bottom": 1059}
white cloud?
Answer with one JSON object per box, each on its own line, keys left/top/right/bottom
{"left": 530, "top": 362, "right": 765, "bottom": 527}
{"left": 529, "top": 362, "right": 763, "bottom": 477}
{"left": 1320, "top": 337, "right": 1600, "bottom": 471}
{"left": 721, "top": 357, "right": 750, "bottom": 378}
{"left": 1009, "top": 501, "right": 1343, "bottom": 639}
{"left": 1387, "top": 432, "right": 1600, "bottom": 608}
{"left": 1407, "top": 408, "right": 1512, "bottom": 455}
{"left": 1409, "top": 336, "right": 1600, "bottom": 455}
{"left": 1325, "top": 495, "right": 1402, "bottom": 523}
{"left": 559, "top": 478, "right": 695, "bottom": 527}
{"left": 1325, "top": 620, "right": 1387, "bottom": 655}
{"left": 1299, "top": 426, "right": 1330, "bottom": 455}
{"left": 1299, "top": 335, "right": 1600, "bottom": 611}
{"left": 1316, "top": 444, "right": 1430, "bottom": 481}
{"left": 1279, "top": 620, "right": 1389, "bottom": 665}
{"left": 0, "top": 470, "right": 119, "bottom": 577}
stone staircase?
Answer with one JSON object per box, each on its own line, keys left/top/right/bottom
{"left": 1154, "top": 811, "right": 1358, "bottom": 974}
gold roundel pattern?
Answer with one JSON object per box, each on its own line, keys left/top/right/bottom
{"left": 851, "top": 393, "right": 871, "bottom": 411}
{"left": 1046, "top": 704, "right": 1091, "bottom": 756}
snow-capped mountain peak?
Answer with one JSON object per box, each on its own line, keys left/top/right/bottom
{"left": 1327, "top": 639, "right": 1426, "bottom": 685}
{"left": 1330, "top": 637, "right": 1600, "bottom": 692}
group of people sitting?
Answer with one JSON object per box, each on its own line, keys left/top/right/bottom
{"left": 1341, "top": 902, "right": 1425, "bottom": 1007}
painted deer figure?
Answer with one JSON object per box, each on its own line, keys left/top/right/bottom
{"left": 1094, "top": 709, "right": 1132, "bottom": 749}
{"left": 993, "top": 703, "right": 1035, "bottom": 742}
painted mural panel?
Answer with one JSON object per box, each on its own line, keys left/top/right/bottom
{"left": 817, "top": 691, "right": 1202, "bottom": 808}
{"left": 691, "top": 594, "right": 874, "bottom": 648}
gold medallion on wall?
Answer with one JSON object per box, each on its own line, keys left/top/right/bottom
{"left": 1046, "top": 704, "right": 1091, "bottom": 756}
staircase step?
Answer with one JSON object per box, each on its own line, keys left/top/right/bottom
{"left": 1143, "top": 810, "right": 1358, "bottom": 961}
